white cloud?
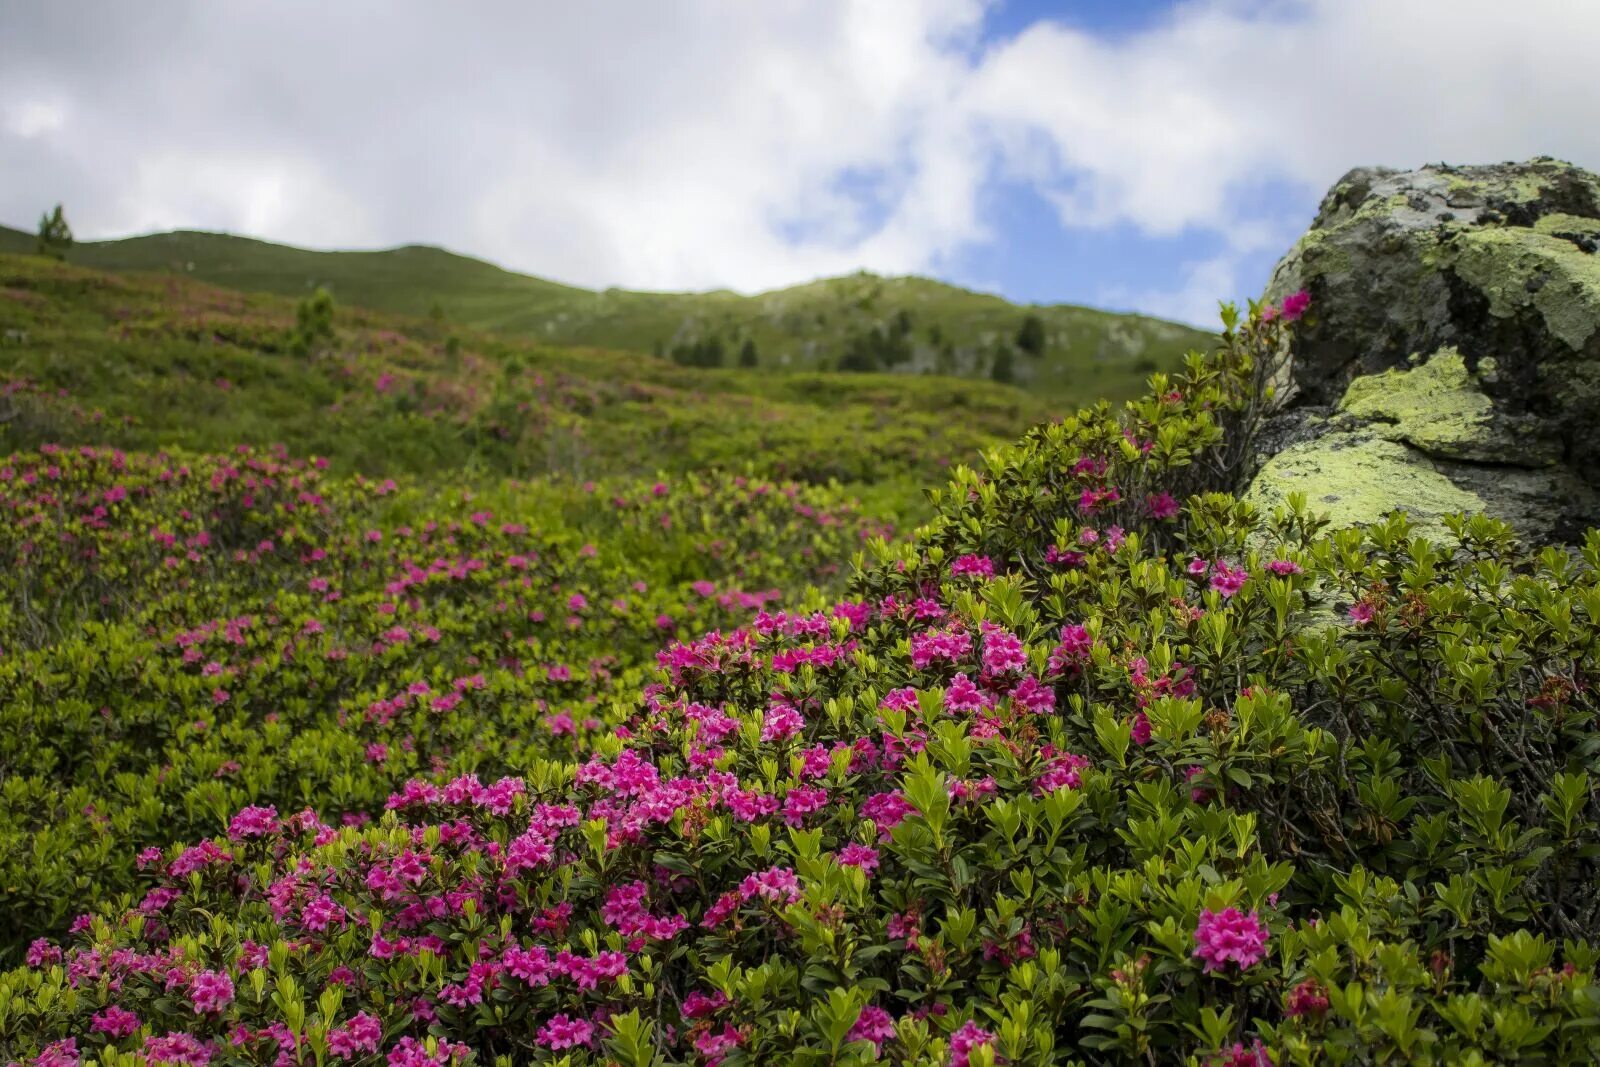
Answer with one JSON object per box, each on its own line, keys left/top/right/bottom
{"left": 1, "top": 0, "right": 1598, "bottom": 323}
{"left": 118, "top": 151, "right": 374, "bottom": 244}
{"left": 3, "top": 100, "right": 66, "bottom": 139}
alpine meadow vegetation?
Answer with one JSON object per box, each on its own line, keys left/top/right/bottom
{"left": 3, "top": 255, "right": 1600, "bottom": 1066}
{"left": 0, "top": 224, "right": 1210, "bottom": 400}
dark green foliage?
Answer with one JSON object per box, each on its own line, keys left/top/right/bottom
{"left": 669, "top": 335, "right": 725, "bottom": 367}
{"left": 739, "top": 337, "right": 759, "bottom": 368}
{"left": 1016, "top": 312, "right": 1046, "bottom": 356}
{"left": 33, "top": 205, "right": 71, "bottom": 261}
{"left": 288, "top": 286, "right": 336, "bottom": 356}
{"left": 838, "top": 323, "right": 913, "bottom": 373}
{"left": 991, "top": 344, "right": 1015, "bottom": 383}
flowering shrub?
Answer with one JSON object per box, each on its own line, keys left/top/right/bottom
{"left": 5, "top": 294, "right": 1600, "bottom": 1064}
{"left": 0, "top": 449, "right": 874, "bottom": 953}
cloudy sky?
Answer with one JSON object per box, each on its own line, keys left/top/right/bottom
{"left": 3, "top": 1, "right": 1597, "bottom": 326}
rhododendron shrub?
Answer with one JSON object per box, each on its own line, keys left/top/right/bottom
{"left": 6, "top": 296, "right": 1600, "bottom": 1064}
{"left": 0, "top": 452, "right": 876, "bottom": 952}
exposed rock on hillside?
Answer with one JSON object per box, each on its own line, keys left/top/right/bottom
{"left": 1248, "top": 158, "right": 1600, "bottom": 542}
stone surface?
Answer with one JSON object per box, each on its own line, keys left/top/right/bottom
{"left": 1247, "top": 158, "right": 1600, "bottom": 544}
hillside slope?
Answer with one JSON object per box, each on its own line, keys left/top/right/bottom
{"left": 0, "top": 250, "right": 1053, "bottom": 522}
{"left": 0, "top": 223, "right": 1210, "bottom": 398}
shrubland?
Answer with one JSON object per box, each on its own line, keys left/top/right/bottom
{"left": 0, "top": 254, "right": 1047, "bottom": 525}
{"left": 6, "top": 289, "right": 1600, "bottom": 1065}
{"left": 0, "top": 444, "right": 875, "bottom": 956}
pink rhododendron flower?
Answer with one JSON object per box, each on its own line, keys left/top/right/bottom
{"left": 949, "top": 1020, "right": 998, "bottom": 1067}
{"left": 1281, "top": 289, "right": 1311, "bottom": 321}
{"left": 781, "top": 784, "right": 829, "bottom": 826}
{"left": 761, "top": 699, "right": 805, "bottom": 741}
{"left": 683, "top": 990, "right": 730, "bottom": 1018}
{"left": 944, "top": 673, "right": 991, "bottom": 713}
{"left": 536, "top": 1013, "right": 594, "bottom": 1050}
{"left": 981, "top": 629, "right": 1027, "bottom": 674}
{"left": 1213, "top": 1040, "right": 1275, "bottom": 1067}
{"left": 850, "top": 1005, "right": 897, "bottom": 1047}
{"left": 838, "top": 842, "right": 880, "bottom": 874}
{"left": 189, "top": 969, "right": 235, "bottom": 1014}
{"left": 1131, "top": 711, "right": 1152, "bottom": 745}
{"left": 1209, "top": 562, "right": 1248, "bottom": 598}
{"left": 1035, "top": 749, "right": 1090, "bottom": 794}
{"left": 950, "top": 554, "right": 995, "bottom": 579}
{"left": 26, "top": 938, "right": 62, "bottom": 967}
{"left": 860, "top": 790, "right": 916, "bottom": 836}
{"left": 328, "top": 1013, "right": 382, "bottom": 1059}
{"left": 1147, "top": 491, "right": 1180, "bottom": 520}
{"left": 1047, "top": 624, "right": 1093, "bottom": 676}
{"left": 1010, "top": 675, "right": 1055, "bottom": 715}
{"left": 228, "top": 804, "right": 278, "bottom": 840}
{"left": 911, "top": 627, "right": 972, "bottom": 670}
{"left": 1193, "top": 907, "right": 1269, "bottom": 973}
{"left": 34, "top": 1039, "right": 80, "bottom": 1067}
{"left": 91, "top": 1005, "right": 141, "bottom": 1038}
{"left": 694, "top": 1024, "right": 743, "bottom": 1064}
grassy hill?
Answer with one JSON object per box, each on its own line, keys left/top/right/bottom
{"left": 0, "top": 223, "right": 1210, "bottom": 400}
{"left": 0, "top": 250, "right": 1059, "bottom": 524}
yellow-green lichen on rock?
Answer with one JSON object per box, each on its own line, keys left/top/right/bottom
{"left": 1534, "top": 213, "right": 1600, "bottom": 242}
{"left": 1247, "top": 436, "right": 1483, "bottom": 541}
{"left": 1337, "top": 348, "right": 1561, "bottom": 463}
{"left": 1453, "top": 227, "right": 1600, "bottom": 351}
{"left": 1247, "top": 431, "right": 1597, "bottom": 543}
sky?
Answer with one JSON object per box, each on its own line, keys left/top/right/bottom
{"left": 3, "top": 1, "right": 1599, "bottom": 327}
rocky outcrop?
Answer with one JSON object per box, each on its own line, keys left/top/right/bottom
{"left": 1246, "top": 158, "right": 1600, "bottom": 543}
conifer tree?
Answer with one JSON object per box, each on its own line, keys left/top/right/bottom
{"left": 35, "top": 204, "right": 73, "bottom": 260}
{"left": 1015, "top": 313, "right": 1046, "bottom": 356}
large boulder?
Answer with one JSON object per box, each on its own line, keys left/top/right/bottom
{"left": 1247, "top": 158, "right": 1600, "bottom": 543}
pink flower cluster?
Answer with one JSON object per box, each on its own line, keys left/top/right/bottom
{"left": 601, "top": 881, "right": 690, "bottom": 941}
{"left": 950, "top": 554, "right": 996, "bottom": 579}
{"left": 1047, "top": 623, "right": 1094, "bottom": 675}
{"left": 701, "top": 866, "right": 803, "bottom": 927}
{"left": 1035, "top": 748, "right": 1091, "bottom": 794}
{"left": 1208, "top": 560, "right": 1250, "bottom": 598}
{"left": 1193, "top": 907, "right": 1270, "bottom": 973}
{"left": 949, "top": 1020, "right": 998, "bottom": 1066}
{"left": 189, "top": 970, "right": 235, "bottom": 1014}
{"left": 911, "top": 627, "right": 972, "bottom": 670}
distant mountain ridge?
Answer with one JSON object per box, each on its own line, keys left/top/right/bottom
{"left": 0, "top": 222, "right": 1211, "bottom": 396}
